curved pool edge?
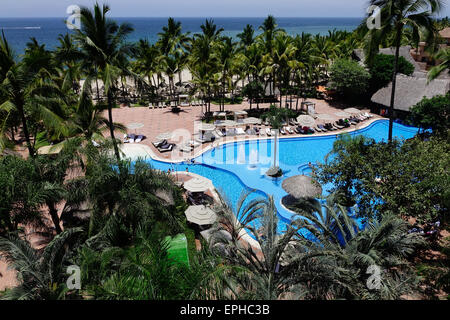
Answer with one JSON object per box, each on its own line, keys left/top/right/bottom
{"left": 125, "top": 117, "right": 395, "bottom": 164}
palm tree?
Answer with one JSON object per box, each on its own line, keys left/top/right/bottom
{"left": 209, "top": 192, "right": 304, "bottom": 299}
{"left": 74, "top": 3, "right": 138, "bottom": 162}
{"left": 0, "top": 34, "right": 66, "bottom": 156}
{"left": 54, "top": 33, "right": 83, "bottom": 94}
{"left": 0, "top": 228, "right": 83, "bottom": 300}
{"left": 364, "top": 0, "right": 443, "bottom": 141}
{"left": 428, "top": 47, "right": 450, "bottom": 81}
{"left": 237, "top": 24, "right": 255, "bottom": 50}
{"left": 286, "top": 194, "right": 425, "bottom": 299}
{"left": 157, "top": 18, "right": 190, "bottom": 103}
{"left": 216, "top": 37, "right": 237, "bottom": 111}
{"left": 189, "top": 34, "right": 219, "bottom": 113}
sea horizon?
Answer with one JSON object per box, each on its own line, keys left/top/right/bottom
{"left": 0, "top": 16, "right": 363, "bottom": 53}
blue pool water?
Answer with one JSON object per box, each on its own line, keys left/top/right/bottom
{"left": 144, "top": 120, "right": 420, "bottom": 233}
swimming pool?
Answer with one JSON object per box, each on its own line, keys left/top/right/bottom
{"left": 144, "top": 120, "right": 420, "bottom": 233}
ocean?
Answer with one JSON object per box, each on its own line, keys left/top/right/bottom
{"left": 0, "top": 17, "right": 362, "bottom": 53}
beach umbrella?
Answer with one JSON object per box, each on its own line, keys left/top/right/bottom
{"left": 282, "top": 175, "right": 322, "bottom": 199}
{"left": 127, "top": 122, "right": 144, "bottom": 134}
{"left": 335, "top": 111, "right": 351, "bottom": 118}
{"left": 296, "top": 115, "right": 316, "bottom": 127}
{"left": 215, "top": 120, "right": 238, "bottom": 127}
{"left": 185, "top": 205, "right": 217, "bottom": 226}
{"left": 243, "top": 117, "right": 262, "bottom": 125}
{"left": 183, "top": 176, "right": 214, "bottom": 193}
{"left": 156, "top": 132, "right": 173, "bottom": 141}
{"left": 197, "top": 123, "right": 216, "bottom": 131}
{"left": 344, "top": 108, "right": 362, "bottom": 115}
{"left": 316, "top": 114, "right": 335, "bottom": 122}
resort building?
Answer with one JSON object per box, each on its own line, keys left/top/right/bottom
{"left": 371, "top": 74, "right": 450, "bottom": 115}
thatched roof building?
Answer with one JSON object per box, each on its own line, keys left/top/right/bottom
{"left": 371, "top": 75, "right": 450, "bottom": 112}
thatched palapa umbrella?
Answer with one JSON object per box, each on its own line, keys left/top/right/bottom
{"left": 296, "top": 115, "right": 316, "bottom": 127}
{"left": 282, "top": 175, "right": 322, "bottom": 199}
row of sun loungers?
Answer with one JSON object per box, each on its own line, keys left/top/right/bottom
{"left": 149, "top": 100, "right": 206, "bottom": 109}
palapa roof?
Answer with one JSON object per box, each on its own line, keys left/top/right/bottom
{"left": 282, "top": 175, "right": 322, "bottom": 199}
{"left": 439, "top": 27, "right": 450, "bottom": 39}
{"left": 371, "top": 75, "right": 450, "bottom": 112}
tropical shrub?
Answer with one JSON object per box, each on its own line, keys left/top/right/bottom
{"left": 368, "top": 53, "right": 415, "bottom": 93}
{"left": 329, "top": 59, "right": 371, "bottom": 99}
{"left": 314, "top": 134, "right": 450, "bottom": 223}
{"left": 409, "top": 93, "right": 450, "bottom": 136}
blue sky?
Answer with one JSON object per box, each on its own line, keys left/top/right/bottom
{"left": 1, "top": 0, "right": 449, "bottom": 18}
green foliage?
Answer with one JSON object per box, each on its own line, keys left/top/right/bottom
{"left": 409, "top": 93, "right": 450, "bottom": 136}
{"left": 0, "top": 228, "right": 83, "bottom": 300}
{"left": 315, "top": 134, "right": 450, "bottom": 223}
{"left": 329, "top": 58, "right": 371, "bottom": 99}
{"left": 368, "top": 53, "right": 415, "bottom": 93}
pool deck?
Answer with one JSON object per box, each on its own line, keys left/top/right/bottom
{"left": 108, "top": 98, "right": 380, "bottom": 161}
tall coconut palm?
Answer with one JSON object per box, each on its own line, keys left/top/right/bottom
{"left": 364, "top": 0, "right": 443, "bottom": 141}
{"left": 74, "top": 3, "right": 137, "bottom": 162}
{"left": 0, "top": 34, "right": 66, "bottom": 156}
{"left": 189, "top": 35, "right": 219, "bottom": 113}
{"left": 157, "top": 18, "right": 190, "bottom": 102}
{"left": 216, "top": 37, "right": 237, "bottom": 111}
{"left": 237, "top": 24, "right": 255, "bottom": 50}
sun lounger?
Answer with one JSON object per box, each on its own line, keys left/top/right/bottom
{"left": 128, "top": 134, "right": 136, "bottom": 143}
{"left": 158, "top": 143, "right": 174, "bottom": 153}
{"left": 214, "top": 129, "right": 224, "bottom": 137}
{"left": 314, "top": 125, "right": 323, "bottom": 133}
{"left": 280, "top": 128, "right": 287, "bottom": 135}
{"left": 285, "top": 126, "right": 294, "bottom": 134}
{"left": 180, "top": 144, "right": 193, "bottom": 153}
{"left": 317, "top": 124, "right": 328, "bottom": 132}
{"left": 363, "top": 112, "right": 373, "bottom": 119}
{"left": 152, "top": 139, "right": 167, "bottom": 148}
{"left": 135, "top": 135, "right": 145, "bottom": 143}
{"left": 265, "top": 128, "right": 272, "bottom": 136}
{"left": 334, "top": 121, "right": 345, "bottom": 129}
{"left": 236, "top": 128, "right": 246, "bottom": 135}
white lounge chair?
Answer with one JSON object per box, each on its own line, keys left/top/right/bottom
{"left": 180, "top": 144, "right": 193, "bottom": 153}
{"left": 280, "top": 128, "right": 287, "bottom": 135}
{"left": 286, "top": 127, "right": 294, "bottom": 134}
{"left": 265, "top": 128, "right": 272, "bottom": 136}
{"left": 236, "top": 128, "right": 246, "bottom": 135}
{"left": 135, "top": 135, "right": 144, "bottom": 143}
